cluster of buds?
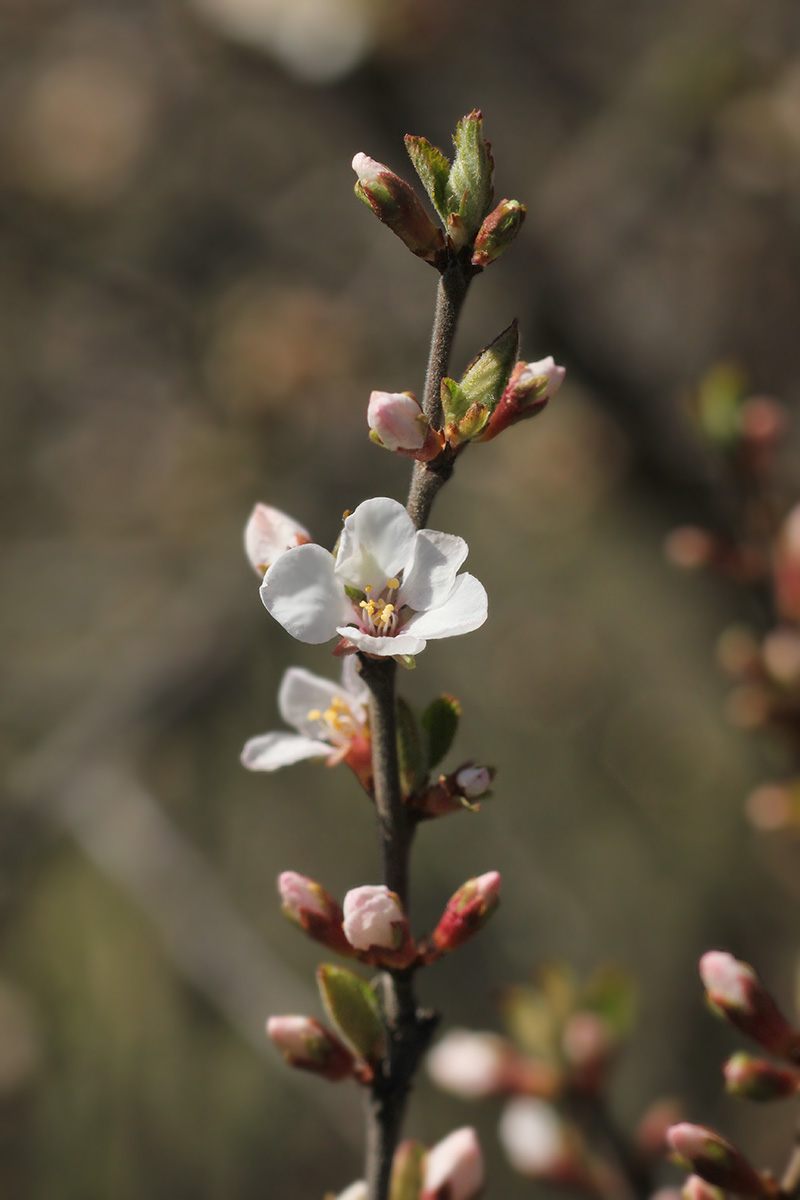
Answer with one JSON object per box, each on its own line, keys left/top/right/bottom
{"left": 367, "top": 322, "right": 565, "bottom": 463}
{"left": 427, "top": 962, "right": 677, "bottom": 1196}
{"left": 664, "top": 952, "right": 800, "bottom": 1198}
{"left": 353, "top": 110, "right": 519, "bottom": 268}
{"left": 328, "top": 1127, "right": 484, "bottom": 1200}
{"left": 664, "top": 366, "right": 800, "bottom": 840}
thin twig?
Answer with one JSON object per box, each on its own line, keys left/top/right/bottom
{"left": 780, "top": 1125, "right": 800, "bottom": 1199}
{"left": 361, "top": 255, "right": 473, "bottom": 1200}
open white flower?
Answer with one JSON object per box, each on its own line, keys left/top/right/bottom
{"left": 260, "top": 496, "right": 488, "bottom": 657}
{"left": 244, "top": 503, "right": 311, "bottom": 576}
{"left": 241, "top": 657, "right": 370, "bottom": 778}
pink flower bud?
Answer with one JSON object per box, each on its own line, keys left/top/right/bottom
{"left": 342, "top": 885, "right": 416, "bottom": 968}
{"left": 244, "top": 504, "right": 311, "bottom": 576}
{"left": 352, "top": 153, "right": 446, "bottom": 264}
{"left": 455, "top": 766, "right": 493, "bottom": 799}
{"left": 682, "top": 1176, "right": 726, "bottom": 1200}
{"left": 666, "top": 1124, "right": 767, "bottom": 1196}
{"left": 432, "top": 872, "right": 501, "bottom": 955}
{"left": 471, "top": 199, "right": 526, "bottom": 269}
{"left": 635, "top": 1099, "right": 684, "bottom": 1158}
{"left": 723, "top": 1051, "right": 800, "bottom": 1101}
{"left": 699, "top": 951, "right": 800, "bottom": 1061}
{"left": 367, "top": 391, "right": 442, "bottom": 462}
{"left": 421, "top": 1127, "right": 484, "bottom": 1200}
{"left": 480, "top": 357, "right": 566, "bottom": 442}
{"left": 266, "top": 1015, "right": 355, "bottom": 1081}
{"left": 427, "top": 1029, "right": 512, "bottom": 1098}
{"left": 278, "top": 871, "right": 353, "bottom": 956}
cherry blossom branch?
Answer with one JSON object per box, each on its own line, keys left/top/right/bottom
{"left": 407, "top": 261, "right": 473, "bottom": 530}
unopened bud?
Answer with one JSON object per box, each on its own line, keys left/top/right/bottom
{"left": 267, "top": 1015, "right": 355, "bottom": 1081}
{"left": 682, "top": 1178, "right": 726, "bottom": 1200}
{"left": 699, "top": 951, "right": 800, "bottom": 1062}
{"left": 432, "top": 871, "right": 501, "bottom": 955}
{"left": 455, "top": 766, "right": 493, "bottom": 799}
{"left": 421, "top": 1127, "right": 485, "bottom": 1200}
{"left": 480, "top": 357, "right": 566, "bottom": 442}
{"left": 244, "top": 504, "right": 311, "bottom": 576}
{"left": 353, "top": 153, "right": 445, "bottom": 264}
{"left": 666, "top": 1123, "right": 767, "bottom": 1195}
{"left": 342, "top": 885, "right": 416, "bottom": 969}
{"left": 368, "top": 391, "right": 442, "bottom": 462}
{"left": 278, "top": 871, "right": 352, "bottom": 956}
{"left": 635, "top": 1099, "right": 684, "bottom": 1158}
{"left": 723, "top": 1052, "right": 800, "bottom": 1101}
{"left": 390, "top": 1141, "right": 425, "bottom": 1200}
{"left": 335, "top": 1183, "right": 368, "bottom": 1200}
{"left": 471, "top": 199, "right": 526, "bottom": 268}
{"left": 427, "top": 1029, "right": 513, "bottom": 1098}
{"left": 562, "top": 1011, "right": 614, "bottom": 1091}
{"left": 445, "top": 110, "right": 495, "bottom": 245}
{"left": 774, "top": 506, "right": 800, "bottom": 625}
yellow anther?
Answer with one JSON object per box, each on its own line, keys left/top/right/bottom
{"left": 386, "top": 577, "right": 400, "bottom": 590}
{"left": 307, "top": 709, "right": 322, "bottom": 721}
{"left": 323, "top": 707, "right": 338, "bottom": 725}
{"left": 342, "top": 509, "right": 351, "bottom": 520}
{"left": 364, "top": 585, "right": 373, "bottom": 593}
{"left": 383, "top": 604, "right": 394, "bottom": 615}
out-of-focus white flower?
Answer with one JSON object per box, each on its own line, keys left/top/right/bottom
{"left": 421, "top": 1127, "right": 484, "bottom": 1200}
{"left": 244, "top": 502, "right": 311, "bottom": 576}
{"left": 427, "top": 1029, "right": 510, "bottom": 1098}
{"left": 241, "top": 657, "right": 369, "bottom": 774}
{"left": 498, "top": 1097, "right": 567, "bottom": 1175}
{"left": 335, "top": 1181, "right": 368, "bottom": 1200}
{"left": 260, "top": 496, "right": 487, "bottom": 657}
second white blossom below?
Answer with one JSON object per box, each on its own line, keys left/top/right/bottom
{"left": 260, "top": 496, "right": 488, "bottom": 657}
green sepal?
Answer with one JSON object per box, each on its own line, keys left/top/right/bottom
{"left": 344, "top": 585, "right": 367, "bottom": 602}
{"left": 446, "top": 110, "right": 494, "bottom": 239}
{"left": 389, "top": 1140, "right": 426, "bottom": 1200}
{"left": 441, "top": 377, "right": 470, "bottom": 425}
{"left": 421, "top": 695, "right": 461, "bottom": 770}
{"left": 317, "top": 965, "right": 385, "bottom": 1064}
{"left": 405, "top": 135, "right": 450, "bottom": 221}
{"left": 458, "top": 320, "right": 519, "bottom": 413}
{"left": 397, "top": 697, "right": 427, "bottom": 796}
{"left": 458, "top": 401, "right": 490, "bottom": 440}
{"left": 394, "top": 654, "right": 416, "bottom": 671}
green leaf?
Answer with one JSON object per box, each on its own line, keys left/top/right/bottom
{"left": 499, "top": 985, "right": 559, "bottom": 1059}
{"left": 581, "top": 966, "right": 638, "bottom": 1038}
{"left": 421, "top": 695, "right": 461, "bottom": 770}
{"left": 446, "top": 110, "right": 494, "bottom": 239}
{"left": 389, "top": 1140, "right": 425, "bottom": 1200}
{"left": 458, "top": 320, "right": 519, "bottom": 412}
{"left": 397, "top": 697, "right": 426, "bottom": 796}
{"left": 405, "top": 135, "right": 450, "bottom": 221}
{"left": 317, "top": 965, "right": 385, "bottom": 1063}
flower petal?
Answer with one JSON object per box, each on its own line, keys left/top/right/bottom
{"left": 335, "top": 497, "right": 416, "bottom": 593}
{"left": 278, "top": 667, "right": 353, "bottom": 738}
{"left": 261, "top": 544, "right": 351, "bottom": 643}
{"left": 241, "top": 732, "right": 329, "bottom": 770}
{"left": 400, "top": 529, "right": 469, "bottom": 612}
{"left": 336, "top": 626, "right": 427, "bottom": 657}
{"left": 339, "top": 655, "right": 369, "bottom": 708}
{"left": 403, "top": 573, "right": 487, "bottom": 640}
{"left": 244, "top": 503, "right": 311, "bottom": 574}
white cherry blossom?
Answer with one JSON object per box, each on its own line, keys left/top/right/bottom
{"left": 244, "top": 503, "right": 311, "bottom": 576}
{"left": 241, "top": 657, "right": 369, "bottom": 774}
{"left": 260, "top": 496, "right": 488, "bottom": 657}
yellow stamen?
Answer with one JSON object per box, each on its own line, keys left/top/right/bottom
{"left": 307, "top": 709, "right": 322, "bottom": 721}
{"left": 386, "top": 577, "right": 400, "bottom": 590}
{"left": 364, "top": 585, "right": 372, "bottom": 593}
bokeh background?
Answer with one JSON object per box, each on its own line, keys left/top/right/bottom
{"left": 4, "top": 0, "right": 800, "bottom": 1196}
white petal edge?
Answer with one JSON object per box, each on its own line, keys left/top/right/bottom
{"left": 244, "top": 503, "right": 310, "bottom": 572}
{"left": 278, "top": 667, "right": 355, "bottom": 739}
{"left": 403, "top": 573, "right": 488, "bottom": 640}
{"left": 241, "top": 732, "right": 330, "bottom": 771}
{"left": 339, "top": 654, "right": 370, "bottom": 708}
{"left": 261, "top": 543, "right": 351, "bottom": 644}
{"left": 399, "top": 529, "right": 469, "bottom": 612}
{"left": 336, "top": 626, "right": 427, "bottom": 656}
{"left": 335, "top": 497, "right": 416, "bottom": 592}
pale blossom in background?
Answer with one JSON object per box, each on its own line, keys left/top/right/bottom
{"left": 427, "top": 1029, "right": 509, "bottom": 1097}
{"left": 498, "top": 1097, "right": 566, "bottom": 1175}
